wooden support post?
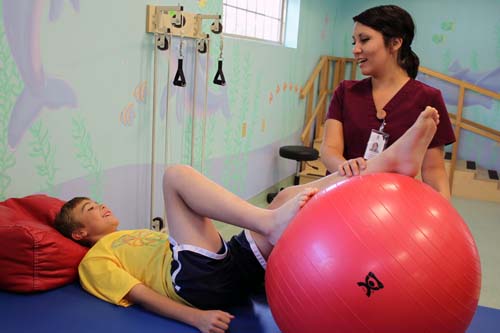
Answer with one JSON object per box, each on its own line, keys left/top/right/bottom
{"left": 332, "top": 60, "right": 341, "bottom": 90}
{"left": 350, "top": 59, "right": 357, "bottom": 79}
{"left": 315, "top": 58, "right": 329, "bottom": 142}
{"left": 338, "top": 59, "right": 346, "bottom": 83}
{"left": 449, "top": 85, "right": 465, "bottom": 192}
{"left": 302, "top": 88, "right": 314, "bottom": 145}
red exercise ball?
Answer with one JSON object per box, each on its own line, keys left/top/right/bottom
{"left": 266, "top": 173, "right": 481, "bottom": 333}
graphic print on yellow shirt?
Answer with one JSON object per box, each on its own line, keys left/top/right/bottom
{"left": 79, "top": 230, "right": 188, "bottom": 307}
{"left": 111, "top": 230, "right": 165, "bottom": 248}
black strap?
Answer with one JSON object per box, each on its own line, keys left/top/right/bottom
{"left": 213, "top": 59, "right": 226, "bottom": 86}
{"left": 173, "top": 58, "right": 186, "bottom": 87}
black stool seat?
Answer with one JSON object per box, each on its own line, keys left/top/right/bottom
{"left": 267, "top": 145, "right": 319, "bottom": 204}
{"left": 279, "top": 145, "right": 319, "bottom": 161}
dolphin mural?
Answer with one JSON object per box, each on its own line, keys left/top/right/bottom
{"left": 417, "top": 60, "right": 500, "bottom": 110}
{"left": 49, "top": 0, "right": 80, "bottom": 21}
{"left": 3, "top": 0, "right": 80, "bottom": 149}
{"left": 159, "top": 42, "right": 231, "bottom": 123}
{"left": 448, "top": 60, "right": 500, "bottom": 92}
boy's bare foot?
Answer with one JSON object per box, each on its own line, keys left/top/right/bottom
{"left": 267, "top": 187, "right": 318, "bottom": 245}
{"left": 377, "top": 106, "right": 439, "bottom": 177}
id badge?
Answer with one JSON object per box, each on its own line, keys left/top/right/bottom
{"left": 364, "top": 129, "right": 389, "bottom": 160}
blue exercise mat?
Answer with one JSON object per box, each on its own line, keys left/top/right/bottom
{"left": 0, "top": 282, "right": 497, "bottom": 332}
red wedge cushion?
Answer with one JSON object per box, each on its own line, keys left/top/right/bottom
{"left": 0, "top": 195, "right": 88, "bottom": 292}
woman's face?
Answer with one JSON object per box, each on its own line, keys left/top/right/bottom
{"left": 352, "top": 22, "right": 397, "bottom": 77}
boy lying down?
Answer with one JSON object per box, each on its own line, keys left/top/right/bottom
{"left": 55, "top": 108, "right": 439, "bottom": 333}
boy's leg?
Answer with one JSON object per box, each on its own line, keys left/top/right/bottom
{"left": 163, "top": 107, "right": 437, "bottom": 255}
{"left": 269, "top": 107, "right": 439, "bottom": 209}
{"left": 162, "top": 165, "right": 316, "bottom": 255}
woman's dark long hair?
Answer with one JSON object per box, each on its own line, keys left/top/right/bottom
{"left": 353, "top": 5, "right": 420, "bottom": 79}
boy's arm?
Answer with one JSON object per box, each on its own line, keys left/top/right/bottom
{"left": 126, "top": 283, "right": 234, "bottom": 333}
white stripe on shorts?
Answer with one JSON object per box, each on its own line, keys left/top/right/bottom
{"left": 244, "top": 230, "right": 267, "bottom": 269}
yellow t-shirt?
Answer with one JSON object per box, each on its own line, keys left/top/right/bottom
{"left": 78, "top": 229, "right": 188, "bottom": 307}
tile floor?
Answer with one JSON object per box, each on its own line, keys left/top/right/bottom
{"left": 452, "top": 197, "right": 500, "bottom": 309}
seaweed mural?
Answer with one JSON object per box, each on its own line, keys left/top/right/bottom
{"left": 222, "top": 44, "right": 253, "bottom": 194}
{"left": 71, "top": 115, "right": 103, "bottom": 202}
{"left": 0, "top": 111, "right": 15, "bottom": 200}
{"left": 204, "top": 115, "right": 216, "bottom": 167}
{"left": 188, "top": 107, "right": 216, "bottom": 173}
{"left": 29, "top": 121, "right": 57, "bottom": 195}
{"left": 222, "top": 44, "right": 240, "bottom": 190}
{"left": 182, "top": 116, "right": 193, "bottom": 166}
{"left": 0, "top": 19, "right": 19, "bottom": 199}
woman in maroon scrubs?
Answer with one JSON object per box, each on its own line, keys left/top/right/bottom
{"left": 320, "top": 5, "right": 455, "bottom": 199}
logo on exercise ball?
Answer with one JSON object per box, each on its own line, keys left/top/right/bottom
{"left": 357, "top": 272, "right": 384, "bottom": 297}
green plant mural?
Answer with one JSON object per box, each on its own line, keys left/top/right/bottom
{"left": 192, "top": 98, "right": 217, "bottom": 175}
{"left": 191, "top": 114, "right": 203, "bottom": 170}
{"left": 0, "top": 104, "right": 15, "bottom": 200}
{"left": 171, "top": 0, "right": 223, "bottom": 171}
{"left": 0, "top": 21, "right": 19, "bottom": 200}
{"left": 432, "top": 34, "right": 446, "bottom": 45}
{"left": 29, "top": 121, "right": 57, "bottom": 195}
{"left": 71, "top": 115, "right": 103, "bottom": 202}
{"left": 434, "top": 20, "right": 455, "bottom": 46}
{"left": 182, "top": 115, "right": 193, "bottom": 165}
{"left": 234, "top": 53, "right": 252, "bottom": 194}
{"left": 222, "top": 44, "right": 240, "bottom": 190}
{"left": 223, "top": 53, "right": 251, "bottom": 193}
{"left": 442, "top": 49, "right": 452, "bottom": 74}
{"left": 190, "top": 0, "right": 222, "bottom": 174}
{"left": 181, "top": 117, "right": 202, "bottom": 171}
{"left": 219, "top": 45, "right": 253, "bottom": 194}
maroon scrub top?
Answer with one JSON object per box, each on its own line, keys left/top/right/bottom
{"left": 326, "top": 78, "right": 456, "bottom": 160}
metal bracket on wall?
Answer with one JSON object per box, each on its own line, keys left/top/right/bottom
{"left": 146, "top": 5, "right": 221, "bottom": 40}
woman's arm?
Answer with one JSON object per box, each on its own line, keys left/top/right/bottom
{"left": 126, "top": 283, "right": 234, "bottom": 333}
{"left": 421, "top": 146, "right": 451, "bottom": 200}
{"left": 320, "top": 119, "right": 346, "bottom": 172}
{"left": 320, "top": 119, "right": 367, "bottom": 176}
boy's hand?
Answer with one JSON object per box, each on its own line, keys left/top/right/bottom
{"left": 195, "top": 310, "right": 234, "bottom": 333}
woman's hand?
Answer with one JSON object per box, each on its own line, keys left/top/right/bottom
{"left": 338, "top": 157, "right": 367, "bottom": 177}
{"left": 195, "top": 309, "right": 234, "bottom": 333}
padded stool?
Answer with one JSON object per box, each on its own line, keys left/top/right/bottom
{"left": 267, "top": 145, "right": 319, "bottom": 203}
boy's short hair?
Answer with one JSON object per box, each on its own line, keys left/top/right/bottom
{"left": 54, "top": 197, "right": 89, "bottom": 245}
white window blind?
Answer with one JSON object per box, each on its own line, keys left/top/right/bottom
{"left": 223, "top": 0, "right": 286, "bottom": 43}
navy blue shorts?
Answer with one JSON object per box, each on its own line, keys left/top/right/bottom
{"left": 169, "top": 230, "right": 266, "bottom": 310}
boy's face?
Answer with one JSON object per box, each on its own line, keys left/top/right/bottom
{"left": 71, "top": 199, "right": 119, "bottom": 243}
